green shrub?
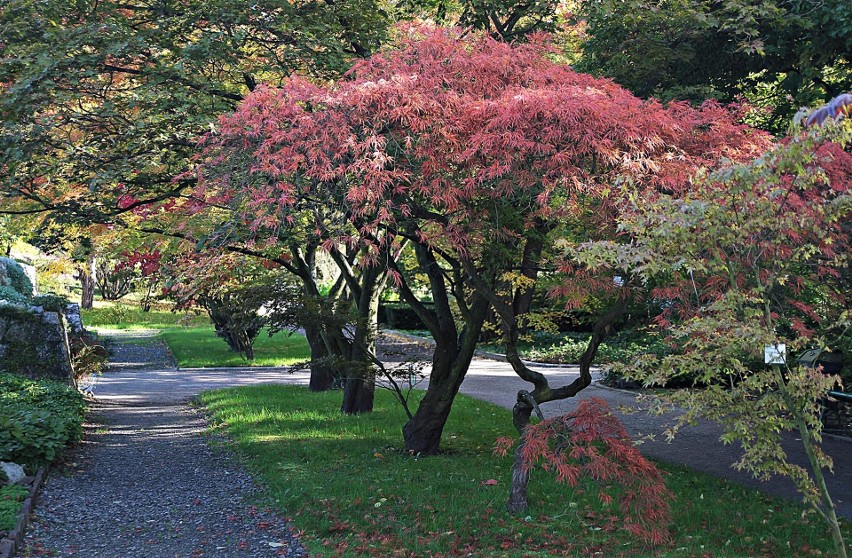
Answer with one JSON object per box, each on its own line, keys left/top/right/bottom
{"left": 0, "top": 257, "right": 33, "bottom": 300}
{"left": 523, "top": 330, "right": 672, "bottom": 364}
{"left": 31, "top": 293, "right": 71, "bottom": 313}
{"left": 0, "top": 286, "right": 29, "bottom": 305}
{"left": 0, "top": 373, "right": 86, "bottom": 468}
{"left": 379, "top": 302, "right": 432, "bottom": 330}
{"left": 0, "top": 484, "right": 29, "bottom": 532}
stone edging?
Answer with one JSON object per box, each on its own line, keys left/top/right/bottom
{"left": 0, "top": 466, "right": 49, "bottom": 558}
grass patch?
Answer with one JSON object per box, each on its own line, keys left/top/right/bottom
{"left": 83, "top": 300, "right": 310, "bottom": 368}
{"left": 82, "top": 301, "right": 208, "bottom": 330}
{"left": 198, "top": 386, "right": 849, "bottom": 557}
{"left": 0, "top": 484, "right": 29, "bottom": 532}
{"left": 160, "top": 328, "right": 311, "bottom": 368}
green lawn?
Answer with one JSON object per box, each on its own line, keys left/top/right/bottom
{"left": 83, "top": 301, "right": 311, "bottom": 367}
{"left": 82, "top": 302, "right": 209, "bottom": 329}
{"left": 198, "top": 386, "right": 849, "bottom": 557}
{"left": 160, "top": 327, "right": 310, "bottom": 368}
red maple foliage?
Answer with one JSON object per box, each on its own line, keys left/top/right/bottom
{"left": 495, "top": 398, "right": 672, "bottom": 545}
{"left": 199, "top": 24, "right": 771, "bottom": 251}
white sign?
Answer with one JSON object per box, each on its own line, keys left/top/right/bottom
{"left": 764, "top": 343, "right": 787, "bottom": 365}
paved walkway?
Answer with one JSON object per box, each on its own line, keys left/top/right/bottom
{"left": 24, "top": 330, "right": 851, "bottom": 558}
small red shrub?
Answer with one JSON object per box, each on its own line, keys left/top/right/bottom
{"left": 497, "top": 398, "right": 672, "bottom": 544}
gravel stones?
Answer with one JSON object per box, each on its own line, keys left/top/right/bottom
{"left": 22, "top": 331, "right": 306, "bottom": 558}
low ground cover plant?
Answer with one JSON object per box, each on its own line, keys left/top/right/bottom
{"left": 0, "top": 484, "right": 29, "bottom": 532}
{"left": 476, "top": 329, "right": 671, "bottom": 366}
{"left": 0, "top": 373, "right": 86, "bottom": 470}
{"left": 199, "top": 385, "right": 849, "bottom": 557}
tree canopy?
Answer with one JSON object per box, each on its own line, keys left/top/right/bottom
{"left": 193, "top": 23, "right": 770, "bottom": 453}
{"left": 574, "top": 0, "right": 852, "bottom": 132}
{"left": 0, "top": 0, "right": 389, "bottom": 230}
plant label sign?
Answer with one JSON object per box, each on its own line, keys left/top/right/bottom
{"left": 764, "top": 343, "right": 786, "bottom": 365}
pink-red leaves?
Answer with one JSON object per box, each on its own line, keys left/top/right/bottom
{"left": 195, "top": 24, "right": 770, "bottom": 257}
{"left": 513, "top": 398, "right": 673, "bottom": 544}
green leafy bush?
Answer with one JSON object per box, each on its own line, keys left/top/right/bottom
{"left": 31, "top": 293, "right": 70, "bottom": 313}
{"left": 523, "top": 330, "right": 671, "bottom": 365}
{"left": 0, "top": 286, "right": 29, "bottom": 305}
{"left": 0, "top": 484, "right": 29, "bottom": 532}
{"left": 379, "top": 302, "right": 432, "bottom": 330}
{"left": 0, "top": 373, "right": 86, "bottom": 469}
{"left": 0, "top": 257, "right": 33, "bottom": 300}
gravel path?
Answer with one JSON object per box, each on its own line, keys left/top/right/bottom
{"left": 22, "top": 330, "right": 307, "bottom": 558}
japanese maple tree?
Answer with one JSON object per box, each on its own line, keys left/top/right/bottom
{"left": 495, "top": 398, "right": 673, "bottom": 544}
{"left": 197, "top": 25, "right": 771, "bottom": 457}
{"left": 162, "top": 250, "right": 296, "bottom": 361}
{"left": 572, "top": 98, "right": 852, "bottom": 557}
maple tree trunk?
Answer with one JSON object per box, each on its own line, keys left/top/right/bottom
{"left": 507, "top": 296, "right": 630, "bottom": 514}
{"left": 341, "top": 371, "right": 375, "bottom": 414}
{"left": 403, "top": 301, "right": 487, "bottom": 455}
{"left": 304, "top": 325, "right": 336, "bottom": 392}
{"left": 402, "top": 366, "right": 461, "bottom": 454}
{"left": 507, "top": 433, "right": 531, "bottom": 513}
{"left": 340, "top": 283, "right": 382, "bottom": 414}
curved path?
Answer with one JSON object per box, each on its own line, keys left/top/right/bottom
{"left": 22, "top": 330, "right": 309, "bottom": 558}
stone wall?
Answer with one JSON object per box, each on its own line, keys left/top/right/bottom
{"left": 0, "top": 303, "right": 74, "bottom": 384}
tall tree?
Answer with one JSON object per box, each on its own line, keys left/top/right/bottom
{"left": 398, "top": 0, "right": 563, "bottom": 40}
{"left": 0, "top": 0, "right": 389, "bottom": 228}
{"left": 198, "top": 25, "right": 768, "bottom": 454}
{"left": 572, "top": 110, "right": 852, "bottom": 557}
{"left": 0, "top": 0, "right": 392, "bottom": 367}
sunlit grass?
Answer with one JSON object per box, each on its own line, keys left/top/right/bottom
{"left": 82, "top": 301, "right": 208, "bottom": 330}
{"left": 199, "top": 386, "right": 850, "bottom": 557}
{"left": 160, "top": 327, "right": 310, "bottom": 367}
{"left": 83, "top": 300, "right": 311, "bottom": 367}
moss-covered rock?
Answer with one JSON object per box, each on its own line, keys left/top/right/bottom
{"left": 0, "top": 304, "right": 74, "bottom": 384}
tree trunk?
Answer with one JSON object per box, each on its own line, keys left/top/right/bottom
{"left": 78, "top": 255, "right": 96, "bottom": 310}
{"left": 340, "top": 266, "right": 384, "bottom": 414}
{"left": 507, "top": 433, "right": 531, "bottom": 513}
{"left": 402, "top": 360, "right": 462, "bottom": 454}
{"left": 505, "top": 295, "right": 630, "bottom": 514}
{"left": 341, "top": 371, "right": 375, "bottom": 414}
{"left": 402, "top": 295, "right": 489, "bottom": 455}
{"left": 304, "top": 325, "right": 336, "bottom": 391}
